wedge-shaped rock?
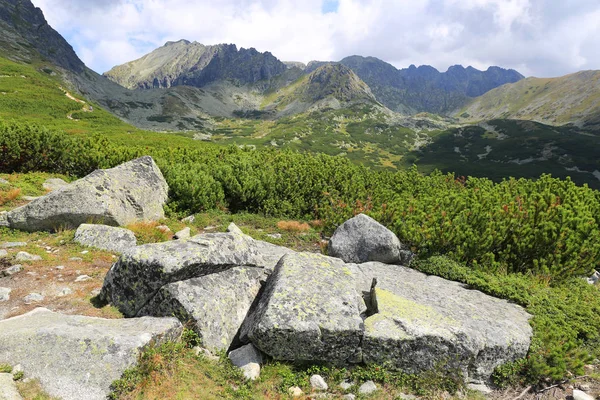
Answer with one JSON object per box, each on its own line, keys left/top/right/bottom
{"left": 0, "top": 308, "right": 182, "bottom": 400}
{"left": 350, "top": 262, "right": 532, "bottom": 383}
{"left": 74, "top": 224, "right": 137, "bottom": 254}
{"left": 329, "top": 214, "right": 411, "bottom": 264}
{"left": 138, "top": 266, "right": 264, "bottom": 352}
{"left": 100, "top": 231, "right": 267, "bottom": 316}
{"left": 5, "top": 156, "right": 168, "bottom": 232}
{"left": 245, "top": 252, "right": 365, "bottom": 363}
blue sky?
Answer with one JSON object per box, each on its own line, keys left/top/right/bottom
{"left": 31, "top": 0, "right": 600, "bottom": 78}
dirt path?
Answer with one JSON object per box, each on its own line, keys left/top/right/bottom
{"left": 59, "top": 86, "right": 93, "bottom": 121}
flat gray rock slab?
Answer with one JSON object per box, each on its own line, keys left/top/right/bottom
{"left": 329, "top": 214, "right": 410, "bottom": 264}
{"left": 349, "top": 262, "right": 533, "bottom": 383}
{"left": 0, "top": 308, "right": 182, "bottom": 400}
{"left": 138, "top": 266, "right": 264, "bottom": 352}
{"left": 100, "top": 231, "right": 267, "bottom": 316}
{"left": 245, "top": 252, "right": 365, "bottom": 364}
{"left": 0, "top": 373, "right": 22, "bottom": 400}
{"left": 74, "top": 224, "right": 137, "bottom": 254}
{"left": 4, "top": 156, "right": 168, "bottom": 232}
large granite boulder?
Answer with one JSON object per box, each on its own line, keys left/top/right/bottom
{"left": 74, "top": 224, "right": 137, "bottom": 254}
{"left": 0, "top": 308, "right": 182, "bottom": 400}
{"left": 244, "top": 252, "right": 366, "bottom": 364}
{"left": 4, "top": 156, "right": 168, "bottom": 232}
{"left": 349, "top": 262, "right": 532, "bottom": 383}
{"left": 99, "top": 227, "right": 289, "bottom": 317}
{"left": 138, "top": 266, "right": 265, "bottom": 352}
{"left": 328, "top": 214, "right": 411, "bottom": 264}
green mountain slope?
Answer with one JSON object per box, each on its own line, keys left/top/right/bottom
{"left": 457, "top": 71, "right": 600, "bottom": 131}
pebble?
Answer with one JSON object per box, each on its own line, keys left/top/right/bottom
{"left": 573, "top": 389, "right": 595, "bottom": 400}
{"left": 174, "top": 227, "right": 191, "bottom": 240}
{"left": 156, "top": 225, "right": 171, "bottom": 233}
{"left": 80, "top": 250, "right": 89, "bottom": 255}
{"left": 342, "top": 395, "right": 356, "bottom": 400}
{"left": 57, "top": 287, "right": 73, "bottom": 297}
{"left": 467, "top": 383, "right": 492, "bottom": 394}
{"left": 1, "top": 265, "right": 23, "bottom": 277}
{"left": 0, "top": 249, "right": 7, "bottom": 258}
{"left": 340, "top": 380, "right": 354, "bottom": 390}
{"left": 358, "top": 380, "right": 378, "bottom": 395}
{"left": 24, "top": 293, "right": 44, "bottom": 303}
{"left": 69, "top": 257, "right": 83, "bottom": 261}
{"left": 193, "top": 346, "right": 220, "bottom": 362}
{"left": 181, "top": 215, "right": 195, "bottom": 223}
{"left": 288, "top": 386, "right": 304, "bottom": 397}
{"left": 267, "top": 233, "right": 282, "bottom": 239}
{"left": 75, "top": 275, "right": 91, "bottom": 282}
{"left": 55, "top": 266, "right": 65, "bottom": 270}
{"left": 0, "top": 178, "right": 8, "bottom": 184}
{"left": 310, "top": 374, "right": 328, "bottom": 391}
{"left": 0, "top": 287, "right": 11, "bottom": 302}
{"left": 22, "top": 196, "right": 40, "bottom": 201}
{"left": 15, "top": 251, "right": 42, "bottom": 262}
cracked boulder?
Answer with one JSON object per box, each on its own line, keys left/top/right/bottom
{"left": 99, "top": 227, "right": 290, "bottom": 318}
{"left": 4, "top": 156, "right": 168, "bottom": 232}
{"left": 244, "top": 252, "right": 366, "bottom": 364}
{"left": 349, "top": 262, "right": 533, "bottom": 383}
{"left": 138, "top": 266, "right": 265, "bottom": 352}
{"left": 0, "top": 308, "right": 182, "bottom": 400}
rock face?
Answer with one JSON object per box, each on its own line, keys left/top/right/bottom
{"left": 74, "top": 224, "right": 137, "bottom": 254}
{"left": 244, "top": 252, "right": 365, "bottom": 364}
{"left": 0, "top": 372, "right": 22, "bottom": 400}
{"left": 138, "top": 266, "right": 264, "bottom": 352}
{"left": 0, "top": 308, "right": 182, "bottom": 400}
{"left": 4, "top": 156, "right": 168, "bottom": 232}
{"left": 329, "top": 214, "right": 410, "bottom": 264}
{"left": 350, "top": 262, "right": 532, "bottom": 382}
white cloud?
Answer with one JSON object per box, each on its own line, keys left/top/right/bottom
{"left": 31, "top": 0, "right": 600, "bottom": 77}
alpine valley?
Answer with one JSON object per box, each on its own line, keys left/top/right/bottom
{"left": 0, "top": 0, "right": 599, "bottom": 187}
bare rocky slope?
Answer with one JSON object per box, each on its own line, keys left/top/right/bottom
{"left": 456, "top": 71, "right": 600, "bottom": 131}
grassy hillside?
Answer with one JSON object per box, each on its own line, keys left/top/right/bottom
{"left": 457, "top": 71, "right": 600, "bottom": 131}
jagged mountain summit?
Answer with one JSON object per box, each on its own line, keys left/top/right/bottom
{"left": 104, "top": 40, "right": 524, "bottom": 116}
{"left": 104, "top": 40, "right": 288, "bottom": 90}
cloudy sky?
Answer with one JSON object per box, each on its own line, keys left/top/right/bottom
{"left": 31, "top": 0, "right": 600, "bottom": 77}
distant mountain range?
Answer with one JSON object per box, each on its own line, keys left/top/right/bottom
{"left": 104, "top": 39, "right": 524, "bottom": 116}
{"left": 1, "top": 0, "right": 600, "bottom": 189}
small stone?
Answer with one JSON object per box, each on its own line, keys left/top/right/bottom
{"left": 155, "top": 225, "right": 171, "bottom": 233}
{"left": 57, "top": 288, "right": 73, "bottom": 297}
{"left": 69, "top": 257, "right": 83, "bottom": 261}
{"left": 228, "top": 344, "right": 262, "bottom": 380}
{"left": 226, "top": 223, "right": 243, "bottom": 235}
{"left": 24, "top": 293, "right": 44, "bottom": 303}
{"left": 75, "top": 275, "right": 91, "bottom": 282}
{"left": 181, "top": 215, "right": 195, "bottom": 223}
{"left": 267, "top": 233, "right": 282, "bottom": 239}
{"left": 12, "top": 364, "right": 23, "bottom": 374}
{"left": 90, "top": 289, "right": 101, "bottom": 297}
{"left": 578, "top": 383, "right": 591, "bottom": 392}
{"left": 55, "top": 266, "right": 65, "bottom": 270}
{"left": 192, "top": 346, "right": 220, "bottom": 362}
{"left": 310, "top": 374, "right": 328, "bottom": 391}
{"left": 342, "top": 395, "right": 356, "bottom": 400}
{"left": 467, "top": 383, "right": 492, "bottom": 394}
{"left": 45, "top": 246, "right": 52, "bottom": 251}
{"left": 0, "top": 249, "right": 7, "bottom": 258}
{"left": 173, "top": 227, "right": 191, "bottom": 240}
{"left": 0, "top": 178, "right": 8, "bottom": 184}
{"left": 358, "top": 381, "right": 378, "bottom": 395}
{"left": 42, "top": 178, "right": 69, "bottom": 192}
{"left": 204, "top": 225, "right": 216, "bottom": 231}
{"left": 339, "top": 380, "right": 354, "bottom": 390}
{"left": 0, "top": 242, "right": 27, "bottom": 249}
{"left": 0, "top": 287, "right": 11, "bottom": 302}
{"left": 397, "top": 394, "right": 417, "bottom": 400}
{"left": 22, "top": 196, "right": 40, "bottom": 201}
{"left": 573, "top": 389, "right": 595, "bottom": 400}
{"left": 288, "top": 386, "right": 304, "bottom": 397}
{"left": 80, "top": 250, "right": 89, "bottom": 255}
{"left": 15, "top": 252, "right": 42, "bottom": 262}
{"left": 26, "top": 272, "right": 37, "bottom": 276}
{"left": 2, "top": 265, "right": 23, "bottom": 277}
